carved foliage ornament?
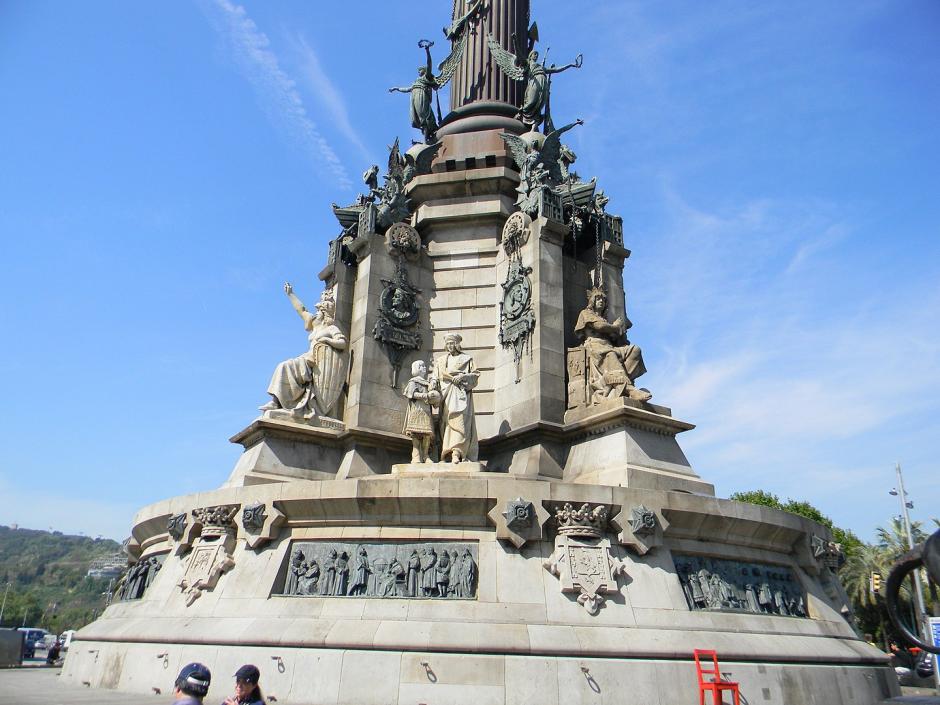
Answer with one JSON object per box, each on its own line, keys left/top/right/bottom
{"left": 630, "top": 505, "right": 657, "bottom": 537}
{"left": 385, "top": 222, "right": 421, "bottom": 260}
{"left": 242, "top": 503, "right": 266, "bottom": 531}
{"left": 167, "top": 513, "right": 187, "bottom": 542}
{"left": 240, "top": 501, "right": 286, "bottom": 551}
{"left": 811, "top": 534, "right": 845, "bottom": 571}
{"left": 501, "top": 212, "right": 531, "bottom": 256}
{"left": 503, "top": 498, "right": 535, "bottom": 532}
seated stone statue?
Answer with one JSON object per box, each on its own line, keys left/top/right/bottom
{"left": 573, "top": 286, "right": 651, "bottom": 404}
{"left": 260, "top": 283, "right": 349, "bottom": 422}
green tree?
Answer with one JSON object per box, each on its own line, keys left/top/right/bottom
{"left": 876, "top": 517, "right": 928, "bottom": 560}
{"left": 729, "top": 491, "right": 863, "bottom": 561}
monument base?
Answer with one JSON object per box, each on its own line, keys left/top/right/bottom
{"left": 63, "top": 476, "right": 897, "bottom": 705}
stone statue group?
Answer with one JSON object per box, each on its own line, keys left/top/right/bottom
{"left": 258, "top": 282, "right": 479, "bottom": 465}
{"left": 675, "top": 558, "right": 807, "bottom": 618}
{"left": 402, "top": 332, "right": 479, "bottom": 464}
{"left": 116, "top": 555, "right": 163, "bottom": 602}
{"left": 284, "top": 543, "right": 477, "bottom": 600}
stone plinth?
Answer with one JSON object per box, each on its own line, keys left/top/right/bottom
{"left": 225, "top": 417, "right": 410, "bottom": 485}
{"left": 62, "top": 477, "right": 896, "bottom": 704}
{"left": 391, "top": 461, "right": 488, "bottom": 476}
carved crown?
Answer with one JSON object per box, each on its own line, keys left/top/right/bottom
{"left": 193, "top": 504, "right": 239, "bottom": 537}
{"left": 555, "top": 502, "right": 609, "bottom": 538}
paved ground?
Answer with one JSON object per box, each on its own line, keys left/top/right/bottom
{"left": 0, "top": 668, "right": 161, "bottom": 705}
{"left": 0, "top": 665, "right": 937, "bottom": 705}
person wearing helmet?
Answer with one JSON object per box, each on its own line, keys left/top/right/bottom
{"left": 173, "top": 662, "right": 211, "bottom": 704}
{"left": 222, "top": 664, "right": 265, "bottom": 705}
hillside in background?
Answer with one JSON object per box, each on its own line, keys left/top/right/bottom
{"left": 0, "top": 525, "right": 123, "bottom": 632}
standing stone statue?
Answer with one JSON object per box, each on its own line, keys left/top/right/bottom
{"left": 260, "top": 284, "right": 349, "bottom": 423}
{"left": 574, "top": 286, "right": 651, "bottom": 403}
{"left": 487, "top": 28, "right": 583, "bottom": 130}
{"left": 432, "top": 333, "right": 479, "bottom": 463}
{"left": 402, "top": 360, "right": 441, "bottom": 463}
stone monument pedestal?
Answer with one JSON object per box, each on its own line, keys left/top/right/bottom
{"left": 60, "top": 1, "right": 898, "bottom": 702}
{"left": 62, "top": 476, "right": 896, "bottom": 704}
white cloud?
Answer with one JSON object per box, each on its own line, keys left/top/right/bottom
{"left": 291, "top": 35, "right": 372, "bottom": 166}
{"left": 202, "top": 0, "right": 352, "bottom": 189}
{"left": 634, "top": 184, "right": 940, "bottom": 535}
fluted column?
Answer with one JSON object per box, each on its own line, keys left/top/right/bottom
{"left": 449, "top": 0, "right": 528, "bottom": 110}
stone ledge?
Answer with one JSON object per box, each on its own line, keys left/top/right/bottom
{"left": 390, "top": 461, "right": 489, "bottom": 477}
{"left": 230, "top": 417, "right": 411, "bottom": 453}
{"left": 70, "top": 621, "right": 888, "bottom": 665}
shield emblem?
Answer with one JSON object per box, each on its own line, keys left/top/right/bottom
{"left": 311, "top": 341, "right": 347, "bottom": 416}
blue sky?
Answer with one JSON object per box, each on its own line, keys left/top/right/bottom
{"left": 1, "top": 1, "right": 938, "bottom": 542}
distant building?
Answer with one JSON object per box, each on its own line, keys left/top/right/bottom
{"left": 87, "top": 554, "right": 126, "bottom": 579}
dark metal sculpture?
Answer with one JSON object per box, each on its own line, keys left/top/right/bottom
{"left": 242, "top": 502, "right": 267, "bottom": 532}
{"left": 487, "top": 24, "right": 582, "bottom": 130}
{"left": 167, "top": 513, "right": 187, "bottom": 542}
{"left": 389, "top": 0, "right": 486, "bottom": 143}
{"left": 674, "top": 555, "right": 807, "bottom": 617}
{"left": 886, "top": 528, "right": 940, "bottom": 653}
{"left": 118, "top": 554, "right": 166, "bottom": 601}
{"left": 280, "top": 541, "right": 478, "bottom": 599}
{"left": 500, "top": 120, "right": 583, "bottom": 217}
{"left": 503, "top": 498, "right": 535, "bottom": 532}
{"left": 629, "top": 505, "right": 657, "bottom": 537}
{"left": 373, "top": 223, "right": 423, "bottom": 386}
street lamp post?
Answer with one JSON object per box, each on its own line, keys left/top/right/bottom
{"left": 890, "top": 463, "right": 933, "bottom": 667}
{"left": 0, "top": 582, "right": 11, "bottom": 625}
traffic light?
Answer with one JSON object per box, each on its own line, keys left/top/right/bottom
{"left": 870, "top": 571, "right": 882, "bottom": 594}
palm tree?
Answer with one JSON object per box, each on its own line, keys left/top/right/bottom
{"left": 876, "top": 517, "right": 928, "bottom": 559}
{"left": 841, "top": 544, "right": 890, "bottom": 607}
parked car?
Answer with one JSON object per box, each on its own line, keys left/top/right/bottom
{"left": 16, "top": 628, "right": 47, "bottom": 658}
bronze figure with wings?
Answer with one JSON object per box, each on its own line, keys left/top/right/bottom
{"left": 500, "top": 119, "right": 583, "bottom": 216}
{"left": 487, "top": 25, "right": 583, "bottom": 130}
{"left": 389, "top": 0, "right": 486, "bottom": 144}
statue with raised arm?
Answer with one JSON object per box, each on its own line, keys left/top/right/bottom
{"left": 389, "top": 40, "right": 440, "bottom": 143}
{"left": 487, "top": 26, "right": 583, "bottom": 130}
{"left": 388, "top": 0, "right": 485, "bottom": 143}
{"left": 259, "top": 283, "right": 349, "bottom": 423}
{"left": 574, "top": 286, "right": 651, "bottom": 404}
